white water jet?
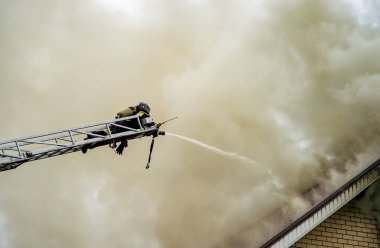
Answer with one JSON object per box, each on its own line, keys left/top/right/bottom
{"left": 166, "top": 132, "right": 285, "bottom": 190}
{"left": 166, "top": 132, "right": 259, "bottom": 166}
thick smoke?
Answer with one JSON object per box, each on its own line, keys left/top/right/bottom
{"left": 0, "top": 0, "right": 380, "bottom": 247}
{"left": 356, "top": 181, "right": 380, "bottom": 233}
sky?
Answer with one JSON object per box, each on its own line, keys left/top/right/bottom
{"left": 0, "top": 0, "right": 380, "bottom": 247}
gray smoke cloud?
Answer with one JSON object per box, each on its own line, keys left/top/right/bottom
{"left": 356, "top": 181, "right": 380, "bottom": 233}
{"left": 1, "top": 0, "right": 380, "bottom": 247}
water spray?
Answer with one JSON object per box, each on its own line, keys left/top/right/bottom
{"left": 166, "top": 132, "right": 259, "bottom": 166}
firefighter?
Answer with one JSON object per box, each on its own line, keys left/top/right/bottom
{"left": 81, "top": 102, "right": 151, "bottom": 155}
{"left": 113, "top": 102, "right": 151, "bottom": 155}
{"left": 115, "top": 102, "right": 150, "bottom": 119}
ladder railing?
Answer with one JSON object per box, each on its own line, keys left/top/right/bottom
{"left": 0, "top": 115, "right": 157, "bottom": 172}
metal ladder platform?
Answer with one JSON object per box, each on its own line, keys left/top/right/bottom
{"left": 0, "top": 115, "right": 157, "bottom": 172}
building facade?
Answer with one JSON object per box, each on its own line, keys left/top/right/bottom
{"left": 291, "top": 202, "right": 380, "bottom": 248}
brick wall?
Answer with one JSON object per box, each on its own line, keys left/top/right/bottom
{"left": 291, "top": 203, "right": 380, "bottom": 248}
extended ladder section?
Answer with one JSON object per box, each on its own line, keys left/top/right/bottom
{"left": 260, "top": 158, "right": 380, "bottom": 248}
{"left": 0, "top": 115, "right": 157, "bottom": 172}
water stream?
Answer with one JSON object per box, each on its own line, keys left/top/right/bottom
{"left": 166, "top": 132, "right": 259, "bottom": 166}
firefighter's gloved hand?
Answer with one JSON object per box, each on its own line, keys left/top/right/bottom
{"left": 116, "top": 144, "right": 124, "bottom": 155}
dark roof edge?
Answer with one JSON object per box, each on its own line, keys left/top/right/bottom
{"left": 260, "top": 158, "right": 380, "bottom": 248}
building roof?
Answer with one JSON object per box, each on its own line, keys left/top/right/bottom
{"left": 260, "top": 158, "right": 380, "bottom": 248}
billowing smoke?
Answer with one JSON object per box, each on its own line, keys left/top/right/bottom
{"left": 356, "top": 181, "right": 380, "bottom": 233}
{"left": 0, "top": 0, "right": 380, "bottom": 247}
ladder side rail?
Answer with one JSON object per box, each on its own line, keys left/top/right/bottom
{"left": 1, "top": 122, "right": 109, "bottom": 148}
{"left": 0, "top": 130, "right": 86, "bottom": 151}
{"left": 21, "top": 123, "right": 109, "bottom": 145}
{"left": 22, "top": 126, "right": 157, "bottom": 157}
{"left": 1, "top": 146, "right": 30, "bottom": 152}
{"left": 0, "top": 124, "right": 140, "bottom": 159}
{"left": 18, "top": 140, "right": 70, "bottom": 147}
{"left": 1, "top": 146, "right": 83, "bottom": 171}
{"left": 0, "top": 126, "right": 158, "bottom": 171}
{"left": 108, "top": 123, "right": 140, "bottom": 132}
{"left": 0, "top": 130, "right": 89, "bottom": 161}
{"left": 0, "top": 115, "right": 142, "bottom": 150}
{"left": 70, "top": 130, "right": 108, "bottom": 138}
{"left": 0, "top": 115, "right": 140, "bottom": 145}
{"left": 0, "top": 116, "right": 155, "bottom": 170}
{"left": 0, "top": 128, "right": 97, "bottom": 158}
{"left": 2, "top": 127, "right": 156, "bottom": 165}
{"left": 6, "top": 126, "right": 155, "bottom": 160}
{"left": 0, "top": 153, "right": 24, "bottom": 159}
{"left": 0, "top": 128, "right": 77, "bottom": 148}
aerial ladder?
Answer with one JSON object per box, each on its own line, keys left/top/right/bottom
{"left": 0, "top": 115, "right": 171, "bottom": 172}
